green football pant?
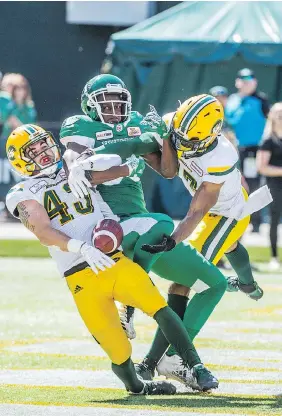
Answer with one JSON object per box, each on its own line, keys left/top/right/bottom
{"left": 121, "top": 213, "right": 227, "bottom": 341}
{"left": 121, "top": 213, "right": 174, "bottom": 272}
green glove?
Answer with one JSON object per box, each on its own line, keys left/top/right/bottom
{"left": 124, "top": 155, "right": 145, "bottom": 182}
{"left": 142, "top": 105, "right": 170, "bottom": 140}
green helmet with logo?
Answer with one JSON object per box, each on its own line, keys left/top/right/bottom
{"left": 81, "top": 74, "right": 132, "bottom": 123}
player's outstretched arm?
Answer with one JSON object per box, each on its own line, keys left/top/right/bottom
{"left": 171, "top": 181, "right": 223, "bottom": 244}
{"left": 143, "top": 148, "right": 177, "bottom": 179}
{"left": 17, "top": 200, "right": 71, "bottom": 251}
{"left": 17, "top": 200, "right": 115, "bottom": 273}
{"left": 142, "top": 181, "right": 222, "bottom": 254}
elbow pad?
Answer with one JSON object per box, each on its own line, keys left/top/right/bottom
{"left": 78, "top": 154, "right": 122, "bottom": 171}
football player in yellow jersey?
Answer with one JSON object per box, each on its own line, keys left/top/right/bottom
{"left": 135, "top": 95, "right": 272, "bottom": 383}
{"left": 143, "top": 95, "right": 271, "bottom": 299}
{"left": 5, "top": 124, "right": 219, "bottom": 394}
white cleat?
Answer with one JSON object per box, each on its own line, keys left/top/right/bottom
{"left": 268, "top": 257, "right": 280, "bottom": 271}
{"left": 119, "top": 304, "right": 136, "bottom": 340}
{"left": 157, "top": 354, "right": 200, "bottom": 390}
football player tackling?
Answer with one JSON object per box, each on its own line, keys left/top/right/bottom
{"left": 5, "top": 124, "right": 218, "bottom": 394}
{"left": 60, "top": 75, "right": 228, "bottom": 388}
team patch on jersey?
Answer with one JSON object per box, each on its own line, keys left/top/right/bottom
{"left": 191, "top": 161, "right": 203, "bottom": 177}
{"left": 29, "top": 180, "right": 48, "bottom": 194}
{"left": 116, "top": 124, "right": 123, "bottom": 132}
{"left": 96, "top": 130, "right": 113, "bottom": 141}
{"left": 127, "top": 126, "right": 141, "bottom": 137}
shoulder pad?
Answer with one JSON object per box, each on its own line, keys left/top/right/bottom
{"left": 5, "top": 182, "right": 33, "bottom": 218}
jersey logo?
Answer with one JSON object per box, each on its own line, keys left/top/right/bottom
{"left": 190, "top": 161, "right": 203, "bottom": 177}
{"left": 96, "top": 130, "right": 113, "bottom": 141}
{"left": 116, "top": 124, "right": 123, "bottom": 132}
{"left": 127, "top": 126, "right": 141, "bottom": 137}
{"left": 29, "top": 180, "right": 48, "bottom": 194}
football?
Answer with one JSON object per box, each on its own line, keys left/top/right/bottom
{"left": 92, "top": 218, "right": 123, "bottom": 254}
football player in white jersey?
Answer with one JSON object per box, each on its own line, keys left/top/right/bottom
{"left": 143, "top": 95, "right": 270, "bottom": 299}
{"left": 5, "top": 124, "right": 220, "bottom": 395}
{"left": 135, "top": 95, "right": 272, "bottom": 383}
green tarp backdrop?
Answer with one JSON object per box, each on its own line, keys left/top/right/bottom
{"left": 109, "top": 1, "right": 282, "bottom": 115}
{"left": 107, "top": 1, "right": 282, "bottom": 217}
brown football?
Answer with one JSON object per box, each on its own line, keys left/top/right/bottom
{"left": 92, "top": 219, "right": 123, "bottom": 254}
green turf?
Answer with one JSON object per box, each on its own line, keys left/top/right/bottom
{"left": 1, "top": 257, "right": 281, "bottom": 415}
{"left": 0, "top": 385, "right": 281, "bottom": 415}
{"left": 0, "top": 240, "right": 49, "bottom": 258}
{"left": 1, "top": 239, "right": 281, "bottom": 264}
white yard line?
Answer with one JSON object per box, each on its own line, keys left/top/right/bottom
{"left": 0, "top": 405, "right": 248, "bottom": 416}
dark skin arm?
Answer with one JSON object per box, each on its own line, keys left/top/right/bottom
{"left": 172, "top": 181, "right": 223, "bottom": 244}
{"left": 143, "top": 138, "right": 178, "bottom": 179}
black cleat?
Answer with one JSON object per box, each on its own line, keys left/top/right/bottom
{"left": 135, "top": 361, "right": 155, "bottom": 381}
{"left": 238, "top": 281, "right": 264, "bottom": 301}
{"left": 192, "top": 364, "right": 219, "bottom": 392}
{"left": 130, "top": 380, "right": 176, "bottom": 395}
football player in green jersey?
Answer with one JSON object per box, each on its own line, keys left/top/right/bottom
{"left": 60, "top": 74, "right": 227, "bottom": 389}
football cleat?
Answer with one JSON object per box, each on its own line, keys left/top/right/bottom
{"left": 157, "top": 354, "right": 200, "bottom": 390}
{"left": 227, "top": 277, "right": 263, "bottom": 300}
{"left": 239, "top": 281, "right": 264, "bottom": 301}
{"left": 119, "top": 305, "right": 136, "bottom": 339}
{"left": 192, "top": 364, "right": 219, "bottom": 392}
{"left": 226, "top": 276, "right": 239, "bottom": 292}
{"left": 129, "top": 380, "right": 176, "bottom": 395}
{"left": 135, "top": 361, "right": 155, "bottom": 381}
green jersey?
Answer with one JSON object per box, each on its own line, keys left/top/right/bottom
{"left": 0, "top": 92, "right": 16, "bottom": 137}
{"left": 60, "top": 111, "right": 161, "bottom": 219}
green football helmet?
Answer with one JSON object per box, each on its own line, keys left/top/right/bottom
{"left": 81, "top": 74, "right": 131, "bottom": 123}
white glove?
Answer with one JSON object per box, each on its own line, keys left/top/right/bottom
{"left": 80, "top": 242, "right": 116, "bottom": 274}
{"left": 68, "top": 164, "right": 92, "bottom": 199}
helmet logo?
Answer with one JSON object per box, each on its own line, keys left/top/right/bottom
{"left": 7, "top": 145, "right": 16, "bottom": 161}
{"left": 116, "top": 124, "right": 123, "bottom": 132}
{"left": 106, "top": 83, "right": 122, "bottom": 88}
{"left": 212, "top": 120, "right": 222, "bottom": 135}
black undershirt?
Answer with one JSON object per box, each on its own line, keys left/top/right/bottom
{"left": 259, "top": 136, "right": 282, "bottom": 188}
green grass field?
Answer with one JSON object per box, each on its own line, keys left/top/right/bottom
{"left": 0, "top": 254, "right": 281, "bottom": 415}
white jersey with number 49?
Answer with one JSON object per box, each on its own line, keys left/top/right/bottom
{"left": 163, "top": 112, "right": 245, "bottom": 219}
{"left": 6, "top": 169, "right": 118, "bottom": 276}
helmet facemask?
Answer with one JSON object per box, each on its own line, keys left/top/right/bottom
{"left": 21, "top": 132, "right": 62, "bottom": 177}
{"left": 86, "top": 84, "right": 131, "bottom": 124}
{"left": 172, "top": 130, "right": 215, "bottom": 159}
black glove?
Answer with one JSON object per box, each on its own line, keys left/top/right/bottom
{"left": 141, "top": 234, "right": 176, "bottom": 254}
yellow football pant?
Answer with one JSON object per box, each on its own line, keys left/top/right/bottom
{"left": 66, "top": 252, "right": 167, "bottom": 364}
{"left": 188, "top": 187, "right": 250, "bottom": 265}
{"left": 188, "top": 213, "right": 250, "bottom": 265}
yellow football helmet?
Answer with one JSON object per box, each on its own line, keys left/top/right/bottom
{"left": 6, "top": 124, "right": 62, "bottom": 178}
{"left": 172, "top": 94, "right": 224, "bottom": 158}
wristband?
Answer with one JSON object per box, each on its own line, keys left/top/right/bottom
{"left": 67, "top": 239, "right": 85, "bottom": 253}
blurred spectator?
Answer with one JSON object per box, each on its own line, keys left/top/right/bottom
{"left": 257, "top": 103, "right": 282, "bottom": 270}
{"left": 209, "top": 85, "right": 237, "bottom": 148}
{"left": 225, "top": 68, "right": 270, "bottom": 233}
{"left": 1, "top": 73, "right": 36, "bottom": 139}
{"left": 0, "top": 72, "right": 21, "bottom": 138}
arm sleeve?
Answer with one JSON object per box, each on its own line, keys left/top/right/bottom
{"left": 259, "top": 138, "right": 273, "bottom": 152}
{"left": 203, "top": 163, "right": 238, "bottom": 184}
{"left": 5, "top": 184, "right": 36, "bottom": 218}
{"left": 60, "top": 117, "right": 95, "bottom": 149}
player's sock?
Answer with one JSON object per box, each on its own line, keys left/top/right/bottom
{"left": 112, "top": 357, "right": 144, "bottom": 393}
{"left": 166, "top": 279, "right": 227, "bottom": 355}
{"left": 142, "top": 294, "right": 189, "bottom": 367}
{"left": 225, "top": 242, "right": 254, "bottom": 285}
{"left": 153, "top": 306, "right": 201, "bottom": 368}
